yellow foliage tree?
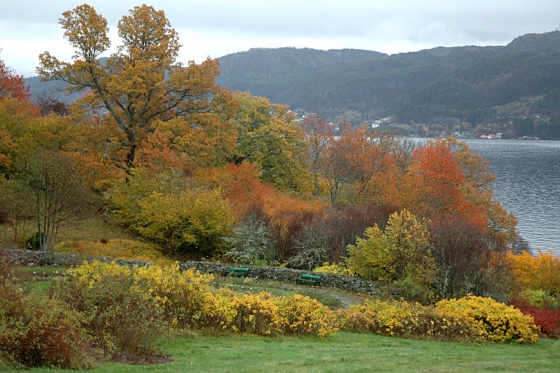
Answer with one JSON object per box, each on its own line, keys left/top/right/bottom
{"left": 346, "top": 209, "right": 436, "bottom": 287}
{"left": 231, "top": 91, "right": 309, "bottom": 191}
{"left": 37, "top": 4, "right": 233, "bottom": 173}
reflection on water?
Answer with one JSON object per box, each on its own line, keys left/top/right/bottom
{"left": 463, "top": 139, "right": 560, "bottom": 253}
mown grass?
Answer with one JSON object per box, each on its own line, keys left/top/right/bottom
{"left": 13, "top": 332, "right": 560, "bottom": 373}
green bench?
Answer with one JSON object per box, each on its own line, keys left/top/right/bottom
{"left": 225, "top": 266, "right": 249, "bottom": 277}
{"left": 296, "top": 273, "right": 322, "bottom": 286}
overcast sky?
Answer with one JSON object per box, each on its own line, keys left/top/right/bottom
{"left": 1, "top": 0, "right": 559, "bottom": 77}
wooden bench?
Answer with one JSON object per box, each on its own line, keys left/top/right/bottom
{"left": 225, "top": 266, "right": 249, "bottom": 277}
{"left": 296, "top": 273, "right": 322, "bottom": 286}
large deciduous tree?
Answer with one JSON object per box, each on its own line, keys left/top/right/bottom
{"left": 403, "top": 137, "right": 517, "bottom": 247}
{"left": 310, "top": 122, "right": 403, "bottom": 207}
{"left": 37, "top": 4, "right": 231, "bottom": 172}
{"left": 231, "top": 91, "right": 309, "bottom": 191}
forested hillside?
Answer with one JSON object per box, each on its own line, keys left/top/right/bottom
{"left": 214, "top": 31, "right": 560, "bottom": 138}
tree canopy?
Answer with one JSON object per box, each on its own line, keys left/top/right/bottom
{"left": 37, "top": 4, "right": 228, "bottom": 172}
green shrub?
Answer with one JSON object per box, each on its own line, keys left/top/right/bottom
{"left": 517, "top": 289, "right": 560, "bottom": 309}
{"left": 25, "top": 232, "right": 44, "bottom": 250}
{"left": 392, "top": 276, "right": 435, "bottom": 304}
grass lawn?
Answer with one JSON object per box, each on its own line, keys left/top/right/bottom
{"left": 12, "top": 332, "right": 560, "bottom": 373}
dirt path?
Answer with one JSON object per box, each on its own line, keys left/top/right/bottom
{"left": 300, "top": 286, "right": 370, "bottom": 308}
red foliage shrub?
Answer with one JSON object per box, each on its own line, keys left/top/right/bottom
{"left": 511, "top": 298, "right": 560, "bottom": 338}
{"left": 0, "top": 254, "right": 94, "bottom": 369}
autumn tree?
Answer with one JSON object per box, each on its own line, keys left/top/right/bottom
{"left": 404, "top": 139, "right": 488, "bottom": 228}
{"left": 446, "top": 137, "right": 517, "bottom": 246}
{"left": 37, "top": 4, "right": 232, "bottom": 173}
{"left": 0, "top": 59, "right": 38, "bottom": 176}
{"left": 507, "top": 250, "right": 560, "bottom": 296}
{"left": 403, "top": 138, "right": 517, "bottom": 248}
{"left": 313, "top": 123, "right": 401, "bottom": 206}
{"left": 0, "top": 57, "right": 30, "bottom": 101}
{"left": 231, "top": 91, "right": 309, "bottom": 191}
{"left": 346, "top": 209, "right": 436, "bottom": 289}
{"left": 318, "top": 122, "right": 367, "bottom": 205}
{"left": 301, "top": 114, "right": 333, "bottom": 197}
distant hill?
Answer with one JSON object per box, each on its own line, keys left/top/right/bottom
{"left": 24, "top": 31, "right": 560, "bottom": 137}
{"left": 214, "top": 31, "right": 560, "bottom": 128}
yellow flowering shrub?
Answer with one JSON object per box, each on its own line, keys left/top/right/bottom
{"left": 62, "top": 260, "right": 342, "bottom": 341}
{"left": 59, "top": 261, "right": 166, "bottom": 361}
{"left": 339, "top": 296, "right": 538, "bottom": 343}
{"left": 338, "top": 300, "right": 464, "bottom": 338}
{"left": 436, "top": 295, "right": 539, "bottom": 343}
{"left": 133, "top": 263, "right": 217, "bottom": 329}
{"left": 314, "top": 262, "right": 355, "bottom": 276}
{"left": 275, "top": 294, "right": 338, "bottom": 337}
{"left": 229, "top": 292, "right": 279, "bottom": 335}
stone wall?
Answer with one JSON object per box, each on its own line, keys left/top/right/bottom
{"left": 2, "top": 249, "right": 376, "bottom": 295}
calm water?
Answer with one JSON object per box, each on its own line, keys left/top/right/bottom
{"left": 463, "top": 139, "right": 560, "bottom": 254}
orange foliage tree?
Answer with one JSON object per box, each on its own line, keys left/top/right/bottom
{"left": 403, "top": 138, "right": 516, "bottom": 247}
{"left": 446, "top": 137, "right": 517, "bottom": 246}
{"left": 302, "top": 120, "right": 405, "bottom": 207}
{"left": 405, "top": 140, "right": 485, "bottom": 223}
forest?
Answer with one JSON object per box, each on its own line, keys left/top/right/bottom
{"left": 1, "top": 4, "right": 560, "bottom": 369}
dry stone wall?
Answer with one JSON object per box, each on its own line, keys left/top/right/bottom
{"left": 2, "top": 249, "right": 376, "bottom": 295}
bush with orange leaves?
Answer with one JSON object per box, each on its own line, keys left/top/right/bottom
{"left": 507, "top": 250, "right": 560, "bottom": 296}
